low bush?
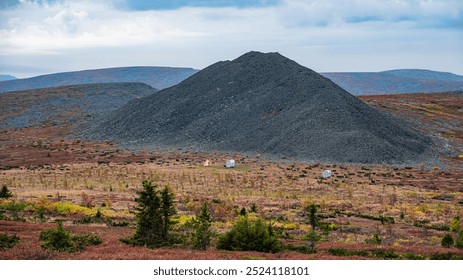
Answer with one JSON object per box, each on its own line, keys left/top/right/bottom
{"left": 327, "top": 248, "right": 369, "bottom": 257}
{"left": 334, "top": 210, "right": 394, "bottom": 224}
{"left": 0, "top": 210, "right": 6, "bottom": 220}
{"left": 0, "top": 185, "right": 13, "bottom": 199}
{"left": 450, "top": 215, "right": 462, "bottom": 233}
{"left": 39, "top": 221, "right": 102, "bottom": 252}
{"left": 365, "top": 233, "right": 382, "bottom": 245}
{"left": 0, "top": 201, "right": 29, "bottom": 211}
{"left": 430, "top": 253, "right": 454, "bottom": 260}
{"left": 40, "top": 222, "right": 75, "bottom": 252}
{"left": 73, "top": 209, "right": 105, "bottom": 225}
{"left": 414, "top": 220, "right": 449, "bottom": 231}
{"left": 441, "top": 233, "right": 454, "bottom": 248}
{"left": 454, "top": 231, "right": 463, "bottom": 249}
{"left": 283, "top": 243, "right": 310, "bottom": 254}
{"left": 73, "top": 233, "right": 103, "bottom": 250}
{"left": 48, "top": 202, "right": 94, "bottom": 216}
{"left": 106, "top": 219, "right": 130, "bottom": 227}
{"left": 327, "top": 248, "right": 401, "bottom": 259}
{"left": 250, "top": 203, "right": 258, "bottom": 213}
{"left": 371, "top": 250, "right": 400, "bottom": 259}
{"left": 216, "top": 216, "right": 281, "bottom": 253}
{"left": 0, "top": 233, "right": 20, "bottom": 250}
{"left": 401, "top": 252, "right": 426, "bottom": 260}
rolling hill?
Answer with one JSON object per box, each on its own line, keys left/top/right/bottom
{"left": 85, "top": 51, "right": 434, "bottom": 164}
{"left": 0, "top": 75, "right": 16, "bottom": 82}
{"left": 322, "top": 69, "right": 463, "bottom": 95}
{"left": 0, "top": 82, "right": 156, "bottom": 130}
{"left": 0, "top": 67, "right": 198, "bottom": 93}
{"left": 3, "top": 66, "right": 462, "bottom": 96}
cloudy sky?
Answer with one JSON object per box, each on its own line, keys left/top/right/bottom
{"left": 0, "top": 0, "right": 462, "bottom": 78}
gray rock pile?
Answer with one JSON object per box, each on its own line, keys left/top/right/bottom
{"left": 85, "top": 51, "right": 434, "bottom": 164}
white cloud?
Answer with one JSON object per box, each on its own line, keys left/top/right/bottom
{"left": 0, "top": 1, "right": 212, "bottom": 54}
{"left": 0, "top": 0, "right": 462, "bottom": 77}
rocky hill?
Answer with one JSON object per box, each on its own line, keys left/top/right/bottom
{"left": 322, "top": 69, "right": 463, "bottom": 95}
{"left": 85, "top": 51, "right": 434, "bottom": 164}
{"left": 0, "top": 67, "right": 197, "bottom": 93}
{"left": 0, "top": 82, "right": 156, "bottom": 130}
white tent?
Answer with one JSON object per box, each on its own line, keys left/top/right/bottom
{"left": 321, "top": 170, "right": 332, "bottom": 178}
{"left": 226, "top": 159, "right": 235, "bottom": 168}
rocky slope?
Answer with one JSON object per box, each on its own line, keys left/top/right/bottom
{"left": 0, "top": 82, "right": 156, "bottom": 130}
{"left": 85, "top": 52, "right": 434, "bottom": 164}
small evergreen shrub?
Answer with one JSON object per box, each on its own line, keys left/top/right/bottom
{"left": 39, "top": 221, "right": 102, "bottom": 252}
{"left": 305, "top": 202, "right": 319, "bottom": 253}
{"left": 327, "top": 248, "right": 369, "bottom": 257}
{"left": 371, "top": 250, "right": 400, "bottom": 259}
{"left": 328, "top": 248, "right": 401, "bottom": 259}
{"left": 441, "top": 232, "right": 454, "bottom": 248}
{"left": 401, "top": 252, "right": 426, "bottom": 260}
{"left": 0, "top": 233, "right": 20, "bottom": 250}
{"left": 283, "top": 243, "right": 310, "bottom": 253}
{"left": 366, "top": 233, "right": 382, "bottom": 245}
{"left": 250, "top": 203, "right": 258, "bottom": 213}
{"left": 191, "top": 203, "right": 213, "bottom": 250}
{"left": 449, "top": 215, "right": 461, "bottom": 233}
{"left": 328, "top": 248, "right": 350, "bottom": 256}
{"left": 0, "top": 201, "right": 28, "bottom": 211}
{"left": 106, "top": 218, "right": 130, "bottom": 227}
{"left": 430, "top": 253, "right": 454, "bottom": 260}
{"left": 0, "top": 185, "right": 13, "bottom": 199}
{"left": 73, "top": 208, "right": 105, "bottom": 225}
{"left": 40, "top": 221, "right": 75, "bottom": 252}
{"left": 400, "top": 212, "right": 405, "bottom": 220}
{"left": 216, "top": 216, "right": 281, "bottom": 253}
{"left": 73, "top": 233, "right": 103, "bottom": 250}
{"left": 0, "top": 210, "right": 7, "bottom": 220}
{"left": 454, "top": 231, "right": 463, "bottom": 249}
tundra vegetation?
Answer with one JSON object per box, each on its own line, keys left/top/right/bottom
{"left": 0, "top": 151, "right": 462, "bottom": 259}
{"left": 1, "top": 58, "right": 462, "bottom": 259}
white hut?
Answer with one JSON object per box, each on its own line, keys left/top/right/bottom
{"left": 321, "top": 170, "right": 332, "bottom": 178}
{"left": 225, "top": 159, "right": 235, "bottom": 168}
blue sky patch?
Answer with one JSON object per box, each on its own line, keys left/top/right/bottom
{"left": 119, "top": 0, "right": 280, "bottom": 10}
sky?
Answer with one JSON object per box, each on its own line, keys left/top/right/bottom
{"left": 0, "top": 0, "right": 462, "bottom": 78}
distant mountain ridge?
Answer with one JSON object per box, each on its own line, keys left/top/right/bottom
{"left": 0, "top": 67, "right": 198, "bottom": 93}
{"left": 2, "top": 67, "right": 462, "bottom": 95}
{"left": 0, "top": 75, "right": 16, "bottom": 82}
{"left": 322, "top": 69, "right": 463, "bottom": 95}
{"left": 383, "top": 69, "right": 463, "bottom": 82}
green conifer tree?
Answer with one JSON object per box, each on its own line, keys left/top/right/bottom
{"left": 306, "top": 203, "right": 319, "bottom": 253}
{"left": 123, "top": 181, "right": 176, "bottom": 247}
{"left": 160, "top": 186, "right": 176, "bottom": 241}
{"left": 192, "top": 203, "right": 213, "bottom": 250}
{"left": 0, "top": 185, "right": 13, "bottom": 199}
{"left": 441, "top": 232, "right": 454, "bottom": 248}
